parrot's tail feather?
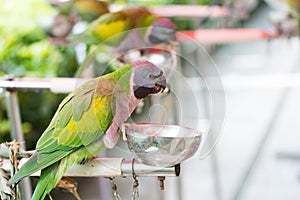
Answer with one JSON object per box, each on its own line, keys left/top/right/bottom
{"left": 6, "top": 152, "right": 39, "bottom": 186}
{"left": 7, "top": 150, "right": 73, "bottom": 186}
{"left": 32, "top": 162, "right": 62, "bottom": 200}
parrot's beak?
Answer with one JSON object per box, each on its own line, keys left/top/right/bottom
{"left": 154, "top": 77, "right": 167, "bottom": 93}
{"left": 169, "top": 40, "right": 179, "bottom": 48}
{"left": 133, "top": 71, "right": 167, "bottom": 99}
{"left": 168, "top": 32, "right": 177, "bottom": 45}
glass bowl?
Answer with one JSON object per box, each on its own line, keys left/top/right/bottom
{"left": 123, "top": 123, "right": 202, "bottom": 167}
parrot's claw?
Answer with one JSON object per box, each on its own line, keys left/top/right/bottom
{"left": 57, "top": 177, "right": 81, "bottom": 200}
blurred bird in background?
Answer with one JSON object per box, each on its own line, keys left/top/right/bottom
{"left": 39, "top": 2, "right": 177, "bottom": 76}
{"left": 57, "top": 0, "right": 110, "bottom": 22}
{"left": 44, "top": 14, "right": 79, "bottom": 45}
{"left": 69, "top": 6, "right": 177, "bottom": 77}
{"left": 265, "top": 0, "right": 299, "bottom": 37}
{"left": 71, "top": 7, "right": 177, "bottom": 57}
{"left": 42, "top": 0, "right": 109, "bottom": 44}
{"left": 286, "top": 0, "right": 300, "bottom": 33}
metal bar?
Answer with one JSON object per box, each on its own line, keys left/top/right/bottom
{"left": 0, "top": 79, "right": 51, "bottom": 91}
{"left": 194, "top": 45, "right": 223, "bottom": 200}
{"left": 122, "top": 159, "right": 180, "bottom": 177}
{"left": 200, "top": 87, "right": 223, "bottom": 200}
{"left": 276, "top": 152, "right": 300, "bottom": 160}
{"left": 148, "top": 5, "right": 230, "bottom": 18}
{"left": 177, "top": 29, "right": 278, "bottom": 44}
{"left": 232, "top": 88, "right": 291, "bottom": 200}
{"left": 0, "top": 77, "right": 88, "bottom": 93}
{"left": 5, "top": 90, "right": 25, "bottom": 148}
{"left": 5, "top": 89, "right": 32, "bottom": 200}
{"left": 2, "top": 158, "right": 180, "bottom": 178}
{"left": 4, "top": 73, "right": 300, "bottom": 94}
{"left": 163, "top": 44, "right": 184, "bottom": 200}
{"left": 109, "top": 5, "right": 230, "bottom": 18}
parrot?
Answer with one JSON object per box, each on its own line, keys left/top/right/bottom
{"left": 286, "top": 0, "right": 300, "bottom": 33}
{"left": 286, "top": 0, "right": 300, "bottom": 19}
{"left": 43, "top": 13, "right": 78, "bottom": 45}
{"left": 73, "top": 0, "right": 110, "bottom": 22}
{"left": 54, "top": 0, "right": 110, "bottom": 22}
{"left": 44, "top": 0, "right": 109, "bottom": 45}
{"left": 7, "top": 60, "right": 166, "bottom": 200}
{"left": 71, "top": 6, "right": 177, "bottom": 56}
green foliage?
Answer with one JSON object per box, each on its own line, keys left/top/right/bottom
{"left": 126, "top": 0, "right": 213, "bottom": 6}
{"left": 0, "top": 95, "right": 10, "bottom": 143}
{"left": 0, "top": 0, "right": 79, "bottom": 148}
{"left": 0, "top": 0, "right": 220, "bottom": 146}
{"left": 0, "top": 0, "right": 77, "bottom": 78}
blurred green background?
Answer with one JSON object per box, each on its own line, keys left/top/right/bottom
{"left": 0, "top": 0, "right": 215, "bottom": 149}
{"left": 0, "top": 0, "right": 79, "bottom": 149}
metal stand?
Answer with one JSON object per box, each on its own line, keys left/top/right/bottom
{"left": 2, "top": 157, "right": 180, "bottom": 178}
{"left": 0, "top": 76, "right": 83, "bottom": 200}
{"left": 4, "top": 77, "right": 32, "bottom": 200}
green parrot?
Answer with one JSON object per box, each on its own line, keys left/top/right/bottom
{"left": 45, "top": 0, "right": 109, "bottom": 44}
{"left": 73, "top": 0, "right": 109, "bottom": 22}
{"left": 56, "top": 0, "right": 109, "bottom": 22}
{"left": 7, "top": 60, "right": 166, "bottom": 200}
{"left": 72, "top": 6, "right": 177, "bottom": 55}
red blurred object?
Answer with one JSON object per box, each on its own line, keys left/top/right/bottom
{"left": 109, "top": 5, "right": 230, "bottom": 18}
{"left": 177, "top": 29, "right": 278, "bottom": 43}
{"left": 149, "top": 5, "right": 230, "bottom": 18}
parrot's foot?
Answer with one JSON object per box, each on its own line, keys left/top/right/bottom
{"left": 57, "top": 177, "right": 81, "bottom": 200}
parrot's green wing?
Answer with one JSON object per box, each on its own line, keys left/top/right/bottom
{"left": 7, "top": 77, "right": 115, "bottom": 185}
{"left": 36, "top": 78, "right": 108, "bottom": 151}
{"left": 84, "top": 11, "right": 133, "bottom": 46}
{"left": 76, "top": 7, "right": 156, "bottom": 46}
{"left": 74, "top": 0, "right": 109, "bottom": 22}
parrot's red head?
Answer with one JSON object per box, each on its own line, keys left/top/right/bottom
{"left": 131, "top": 60, "right": 166, "bottom": 99}
{"left": 148, "top": 17, "right": 177, "bottom": 45}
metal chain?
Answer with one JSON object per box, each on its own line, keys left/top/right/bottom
{"left": 132, "top": 159, "right": 139, "bottom": 200}
{"left": 109, "top": 177, "right": 121, "bottom": 200}
{"left": 132, "top": 184, "right": 139, "bottom": 200}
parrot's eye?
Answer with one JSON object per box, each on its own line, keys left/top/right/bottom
{"left": 161, "top": 29, "right": 168, "bottom": 34}
{"left": 148, "top": 74, "right": 155, "bottom": 80}
{"left": 148, "top": 71, "right": 163, "bottom": 80}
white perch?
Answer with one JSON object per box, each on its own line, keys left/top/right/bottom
{"left": 2, "top": 158, "right": 180, "bottom": 178}
{"left": 3, "top": 73, "right": 300, "bottom": 95}
{"left": 148, "top": 5, "right": 230, "bottom": 18}
{"left": 177, "top": 29, "right": 278, "bottom": 44}
{"left": 109, "top": 5, "right": 230, "bottom": 18}
{"left": 0, "top": 78, "right": 89, "bottom": 94}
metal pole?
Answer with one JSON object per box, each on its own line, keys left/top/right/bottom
{"left": 171, "top": 45, "right": 184, "bottom": 200}
{"left": 232, "top": 88, "right": 290, "bottom": 200}
{"left": 2, "top": 158, "right": 180, "bottom": 178}
{"left": 5, "top": 89, "right": 32, "bottom": 200}
{"left": 201, "top": 90, "right": 223, "bottom": 200}
{"left": 5, "top": 91, "right": 25, "bottom": 149}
